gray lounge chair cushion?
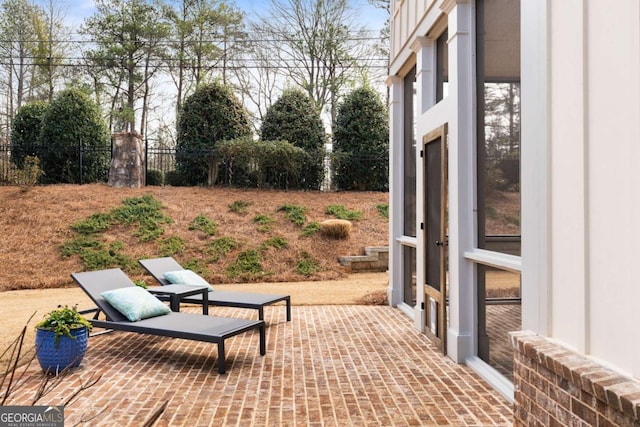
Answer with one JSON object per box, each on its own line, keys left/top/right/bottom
{"left": 101, "top": 286, "right": 171, "bottom": 321}
{"left": 163, "top": 269, "right": 213, "bottom": 290}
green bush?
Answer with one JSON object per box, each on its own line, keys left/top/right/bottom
{"left": 146, "top": 169, "right": 164, "bottom": 186}
{"left": 36, "top": 305, "right": 92, "bottom": 346}
{"left": 226, "top": 249, "right": 263, "bottom": 278}
{"left": 261, "top": 236, "right": 288, "bottom": 250}
{"left": 253, "top": 214, "right": 275, "bottom": 232}
{"left": 253, "top": 214, "right": 273, "bottom": 225}
{"left": 165, "top": 170, "right": 186, "bottom": 186}
{"left": 38, "top": 88, "right": 111, "bottom": 184}
{"left": 277, "top": 204, "right": 306, "bottom": 226}
{"left": 60, "top": 235, "right": 102, "bottom": 258}
{"left": 78, "top": 241, "right": 136, "bottom": 271}
{"left": 206, "top": 237, "right": 239, "bottom": 261}
{"left": 176, "top": 82, "right": 252, "bottom": 186}
{"left": 295, "top": 252, "right": 321, "bottom": 276}
{"left": 376, "top": 203, "right": 389, "bottom": 219}
{"left": 260, "top": 89, "right": 326, "bottom": 190}
{"left": 326, "top": 205, "right": 363, "bottom": 221}
{"left": 218, "top": 138, "right": 310, "bottom": 189}
{"left": 301, "top": 221, "right": 321, "bottom": 237}
{"left": 189, "top": 214, "right": 218, "bottom": 236}
{"left": 182, "top": 259, "right": 208, "bottom": 276}
{"left": 12, "top": 156, "right": 44, "bottom": 188}
{"left": 158, "top": 236, "right": 186, "bottom": 256}
{"left": 71, "top": 212, "right": 112, "bottom": 234}
{"left": 110, "top": 195, "right": 172, "bottom": 242}
{"left": 61, "top": 195, "right": 171, "bottom": 272}
{"left": 134, "top": 220, "right": 165, "bottom": 242}
{"left": 112, "top": 194, "right": 170, "bottom": 223}
{"left": 333, "top": 86, "right": 389, "bottom": 191}
{"left": 229, "top": 200, "right": 251, "bottom": 214}
{"left": 10, "top": 101, "right": 48, "bottom": 170}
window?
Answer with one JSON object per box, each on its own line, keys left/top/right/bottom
{"left": 476, "top": 0, "right": 521, "bottom": 257}
{"left": 436, "top": 30, "right": 449, "bottom": 102}
{"left": 403, "top": 246, "right": 417, "bottom": 305}
{"left": 475, "top": 0, "right": 521, "bottom": 380}
{"left": 403, "top": 66, "right": 417, "bottom": 237}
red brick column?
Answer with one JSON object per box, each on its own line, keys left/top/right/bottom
{"left": 510, "top": 331, "right": 640, "bottom": 426}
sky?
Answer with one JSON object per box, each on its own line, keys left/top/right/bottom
{"left": 50, "top": 0, "right": 388, "bottom": 33}
{"left": 236, "top": 0, "right": 387, "bottom": 29}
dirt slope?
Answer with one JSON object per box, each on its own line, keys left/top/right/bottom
{"left": 0, "top": 184, "right": 388, "bottom": 291}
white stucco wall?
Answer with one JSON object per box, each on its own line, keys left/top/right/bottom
{"left": 533, "top": 0, "right": 640, "bottom": 379}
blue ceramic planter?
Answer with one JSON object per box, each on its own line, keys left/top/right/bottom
{"left": 35, "top": 327, "right": 88, "bottom": 374}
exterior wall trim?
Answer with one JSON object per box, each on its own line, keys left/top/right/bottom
{"left": 443, "top": 0, "right": 476, "bottom": 364}
{"left": 520, "top": 0, "right": 549, "bottom": 336}
{"left": 386, "top": 75, "right": 406, "bottom": 309}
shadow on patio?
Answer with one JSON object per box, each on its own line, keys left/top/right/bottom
{"left": 7, "top": 306, "right": 513, "bottom": 426}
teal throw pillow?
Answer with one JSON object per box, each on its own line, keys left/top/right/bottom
{"left": 101, "top": 286, "right": 171, "bottom": 322}
{"left": 163, "top": 270, "right": 213, "bottom": 291}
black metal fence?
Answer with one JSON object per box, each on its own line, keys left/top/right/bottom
{"left": 0, "top": 142, "right": 112, "bottom": 185}
{"left": 0, "top": 141, "right": 389, "bottom": 191}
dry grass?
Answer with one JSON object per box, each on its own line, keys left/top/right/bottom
{"left": 319, "top": 219, "right": 352, "bottom": 239}
{"left": 355, "top": 289, "right": 388, "bottom": 305}
{"left": 0, "top": 184, "right": 388, "bottom": 291}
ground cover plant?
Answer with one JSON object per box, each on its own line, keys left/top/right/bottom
{"left": 326, "top": 204, "right": 363, "bottom": 221}
{"left": 0, "top": 184, "right": 389, "bottom": 291}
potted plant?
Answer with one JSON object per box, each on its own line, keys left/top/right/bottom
{"left": 35, "top": 305, "right": 92, "bottom": 374}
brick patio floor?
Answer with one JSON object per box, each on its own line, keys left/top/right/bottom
{"left": 6, "top": 306, "right": 513, "bottom": 426}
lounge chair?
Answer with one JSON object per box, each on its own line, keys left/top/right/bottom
{"left": 71, "top": 268, "right": 266, "bottom": 374}
{"left": 138, "top": 257, "right": 292, "bottom": 322}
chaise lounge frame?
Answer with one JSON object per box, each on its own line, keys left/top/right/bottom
{"left": 138, "top": 257, "right": 291, "bottom": 322}
{"left": 72, "top": 268, "right": 266, "bottom": 374}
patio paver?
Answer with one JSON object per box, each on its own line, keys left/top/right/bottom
{"left": 5, "top": 306, "right": 513, "bottom": 426}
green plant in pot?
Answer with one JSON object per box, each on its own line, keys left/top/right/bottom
{"left": 35, "top": 305, "right": 92, "bottom": 374}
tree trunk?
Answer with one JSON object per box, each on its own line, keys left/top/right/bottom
{"left": 207, "top": 154, "right": 219, "bottom": 187}
{"left": 176, "top": 38, "right": 185, "bottom": 121}
{"left": 141, "top": 52, "right": 152, "bottom": 137}
{"left": 128, "top": 50, "right": 136, "bottom": 133}
{"left": 16, "top": 50, "right": 25, "bottom": 110}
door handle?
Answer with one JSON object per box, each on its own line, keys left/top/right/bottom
{"left": 435, "top": 240, "right": 444, "bottom": 247}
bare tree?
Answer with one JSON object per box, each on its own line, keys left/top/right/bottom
{"left": 162, "top": 0, "right": 245, "bottom": 120}
{"left": 368, "top": 0, "right": 390, "bottom": 63}
{"left": 253, "top": 0, "right": 373, "bottom": 130}
{"left": 233, "top": 40, "right": 280, "bottom": 133}
{"left": 0, "top": 0, "right": 46, "bottom": 131}
{"left": 33, "top": 0, "right": 70, "bottom": 102}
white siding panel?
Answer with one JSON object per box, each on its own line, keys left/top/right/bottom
{"left": 586, "top": 0, "right": 640, "bottom": 378}
{"left": 389, "top": 0, "right": 438, "bottom": 70}
{"left": 549, "top": 0, "right": 587, "bottom": 352}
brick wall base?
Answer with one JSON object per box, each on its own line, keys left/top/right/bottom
{"left": 510, "top": 331, "right": 640, "bottom": 426}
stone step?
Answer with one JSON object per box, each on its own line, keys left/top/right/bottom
{"left": 338, "top": 246, "right": 388, "bottom": 272}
